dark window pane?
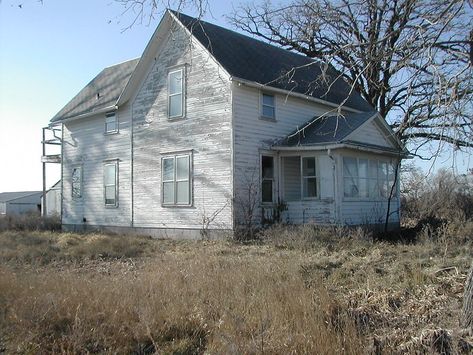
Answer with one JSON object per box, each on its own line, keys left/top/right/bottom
{"left": 261, "top": 156, "right": 274, "bottom": 179}
{"left": 303, "top": 177, "right": 317, "bottom": 197}
{"left": 262, "top": 180, "right": 273, "bottom": 203}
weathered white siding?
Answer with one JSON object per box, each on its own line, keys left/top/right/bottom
{"left": 281, "top": 154, "right": 336, "bottom": 224}
{"left": 45, "top": 182, "right": 61, "bottom": 216}
{"left": 232, "top": 83, "right": 338, "bottom": 225}
{"left": 131, "top": 26, "right": 233, "bottom": 230}
{"left": 62, "top": 106, "right": 132, "bottom": 227}
{"left": 348, "top": 120, "right": 391, "bottom": 147}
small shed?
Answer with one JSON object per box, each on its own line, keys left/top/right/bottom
{"left": 44, "top": 181, "right": 61, "bottom": 216}
{"left": 0, "top": 191, "right": 42, "bottom": 216}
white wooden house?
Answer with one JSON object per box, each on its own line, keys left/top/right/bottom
{"left": 49, "top": 10, "right": 407, "bottom": 238}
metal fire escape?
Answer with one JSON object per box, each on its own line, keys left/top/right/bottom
{"left": 41, "top": 125, "right": 62, "bottom": 217}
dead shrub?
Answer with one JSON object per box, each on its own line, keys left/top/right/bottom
{"left": 0, "top": 213, "right": 61, "bottom": 232}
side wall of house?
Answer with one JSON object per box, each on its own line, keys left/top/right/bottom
{"left": 62, "top": 106, "right": 132, "bottom": 227}
{"left": 131, "top": 25, "right": 233, "bottom": 231}
{"left": 232, "top": 83, "right": 339, "bottom": 226}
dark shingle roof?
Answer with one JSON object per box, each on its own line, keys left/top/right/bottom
{"left": 0, "top": 191, "right": 42, "bottom": 203}
{"left": 50, "top": 58, "right": 139, "bottom": 122}
{"left": 172, "top": 11, "right": 373, "bottom": 112}
{"left": 277, "top": 111, "right": 378, "bottom": 146}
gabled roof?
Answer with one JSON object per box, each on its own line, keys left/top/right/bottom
{"left": 278, "top": 112, "right": 378, "bottom": 147}
{"left": 50, "top": 58, "right": 139, "bottom": 123}
{"left": 172, "top": 11, "right": 373, "bottom": 112}
{"left": 0, "top": 191, "right": 42, "bottom": 203}
{"left": 51, "top": 10, "right": 374, "bottom": 124}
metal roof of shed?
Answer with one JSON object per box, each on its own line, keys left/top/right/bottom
{"left": 0, "top": 191, "right": 43, "bottom": 203}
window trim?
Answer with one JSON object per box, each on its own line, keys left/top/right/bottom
{"left": 161, "top": 152, "right": 193, "bottom": 207}
{"left": 342, "top": 156, "right": 398, "bottom": 201}
{"left": 71, "top": 166, "right": 83, "bottom": 200}
{"left": 103, "top": 160, "right": 119, "bottom": 208}
{"left": 300, "top": 156, "right": 319, "bottom": 200}
{"left": 167, "top": 67, "right": 186, "bottom": 120}
{"left": 260, "top": 92, "right": 276, "bottom": 120}
{"left": 261, "top": 155, "right": 275, "bottom": 204}
{"left": 104, "top": 112, "right": 118, "bottom": 135}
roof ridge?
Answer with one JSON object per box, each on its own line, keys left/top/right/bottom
{"left": 170, "top": 10, "right": 322, "bottom": 64}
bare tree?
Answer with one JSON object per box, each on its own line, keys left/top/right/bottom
{"left": 114, "top": 0, "right": 209, "bottom": 29}
{"left": 229, "top": 0, "right": 473, "bottom": 158}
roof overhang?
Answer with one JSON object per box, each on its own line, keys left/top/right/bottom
{"left": 231, "top": 77, "right": 361, "bottom": 114}
{"left": 272, "top": 141, "right": 410, "bottom": 158}
{"left": 49, "top": 105, "right": 118, "bottom": 125}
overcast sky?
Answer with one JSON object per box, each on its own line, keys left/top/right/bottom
{"left": 0, "top": 0, "right": 470, "bottom": 193}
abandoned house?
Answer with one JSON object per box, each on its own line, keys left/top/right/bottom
{"left": 48, "top": 10, "right": 407, "bottom": 238}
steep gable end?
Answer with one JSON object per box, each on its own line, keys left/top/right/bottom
{"left": 347, "top": 117, "right": 397, "bottom": 148}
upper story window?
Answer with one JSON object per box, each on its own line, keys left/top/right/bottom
{"left": 168, "top": 68, "right": 185, "bottom": 119}
{"left": 302, "top": 157, "right": 318, "bottom": 198}
{"left": 261, "top": 93, "right": 275, "bottom": 119}
{"left": 105, "top": 112, "right": 118, "bottom": 134}
{"left": 261, "top": 155, "right": 274, "bottom": 203}
{"left": 343, "top": 157, "right": 397, "bottom": 199}
{"left": 162, "top": 153, "right": 192, "bottom": 206}
{"left": 71, "top": 167, "right": 82, "bottom": 199}
{"left": 104, "top": 160, "right": 118, "bottom": 207}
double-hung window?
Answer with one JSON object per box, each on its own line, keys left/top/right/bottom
{"left": 168, "top": 68, "right": 185, "bottom": 119}
{"left": 302, "top": 157, "right": 318, "bottom": 198}
{"left": 261, "top": 156, "right": 274, "bottom": 203}
{"left": 104, "top": 161, "right": 118, "bottom": 207}
{"left": 71, "top": 167, "right": 82, "bottom": 199}
{"left": 162, "top": 153, "right": 192, "bottom": 206}
{"left": 261, "top": 93, "right": 275, "bottom": 119}
{"left": 343, "top": 157, "right": 397, "bottom": 199}
{"left": 105, "top": 112, "right": 118, "bottom": 134}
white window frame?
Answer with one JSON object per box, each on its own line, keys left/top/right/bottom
{"left": 260, "top": 92, "right": 276, "bottom": 120}
{"left": 105, "top": 112, "right": 118, "bottom": 134}
{"left": 301, "top": 156, "right": 319, "bottom": 199}
{"left": 71, "top": 166, "right": 82, "bottom": 199}
{"left": 103, "top": 160, "right": 118, "bottom": 207}
{"left": 167, "top": 68, "right": 186, "bottom": 119}
{"left": 161, "top": 152, "right": 193, "bottom": 207}
{"left": 342, "top": 156, "right": 397, "bottom": 201}
{"left": 261, "top": 155, "right": 275, "bottom": 204}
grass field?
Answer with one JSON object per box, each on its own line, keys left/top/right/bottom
{"left": 0, "top": 223, "right": 472, "bottom": 354}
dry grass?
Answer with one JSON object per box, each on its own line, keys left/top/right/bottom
{"left": 0, "top": 222, "right": 472, "bottom": 354}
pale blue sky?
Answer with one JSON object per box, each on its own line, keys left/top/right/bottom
{"left": 0, "top": 0, "right": 470, "bottom": 192}
{"left": 0, "top": 0, "right": 232, "bottom": 192}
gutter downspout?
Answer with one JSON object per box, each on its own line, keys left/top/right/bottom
{"left": 327, "top": 148, "right": 339, "bottom": 225}
{"left": 130, "top": 103, "right": 135, "bottom": 228}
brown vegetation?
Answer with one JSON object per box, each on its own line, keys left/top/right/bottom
{"left": 0, "top": 220, "right": 472, "bottom": 354}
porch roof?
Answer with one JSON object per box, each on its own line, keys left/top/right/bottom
{"left": 275, "top": 111, "right": 378, "bottom": 147}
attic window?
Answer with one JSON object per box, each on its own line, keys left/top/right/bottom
{"left": 105, "top": 112, "right": 118, "bottom": 134}
{"left": 168, "top": 68, "right": 185, "bottom": 119}
{"left": 261, "top": 93, "right": 276, "bottom": 119}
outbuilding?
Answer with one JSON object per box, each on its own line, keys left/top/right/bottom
{"left": 0, "top": 191, "right": 42, "bottom": 216}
